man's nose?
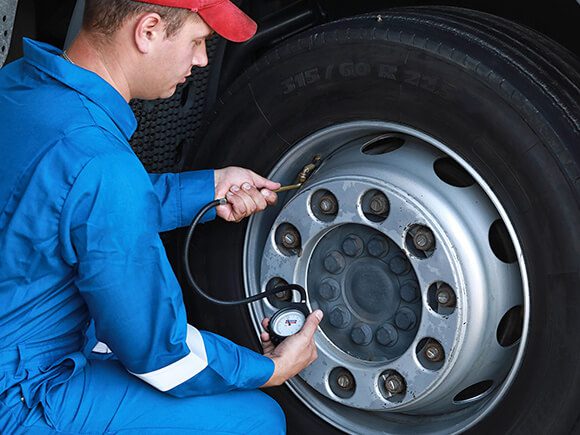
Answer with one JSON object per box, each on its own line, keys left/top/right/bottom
{"left": 192, "top": 45, "right": 209, "bottom": 68}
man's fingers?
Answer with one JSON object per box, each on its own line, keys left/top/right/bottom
{"left": 226, "top": 189, "right": 248, "bottom": 219}
{"left": 253, "top": 173, "right": 281, "bottom": 191}
{"left": 260, "top": 189, "right": 278, "bottom": 206}
{"left": 261, "top": 317, "right": 271, "bottom": 329}
{"left": 242, "top": 183, "right": 268, "bottom": 210}
{"left": 299, "top": 310, "right": 323, "bottom": 338}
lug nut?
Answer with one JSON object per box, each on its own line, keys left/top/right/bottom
{"left": 336, "top": 371, "right": 355, "bottom": 391}
{"left": 318, "top": 280, "right": 339, "bottom": 301}
{"left": 424, "top": 339, "right": 444, "bottom": 362}
{"left": 275, "top": 289, "right": 292, "bottom": 301}
{"left": 319, "top": 194, "right": 338, "bottom": 215}
{"left": 413, "top": 227, "right": 435, "bottom": 251}
{"left": 389, "top": 256, "right": 410, "bottom": 275}
{"left": 342, "top": 235, "right": 364, "bottom": 257}
{"left": 369, "top": 193, "right": 389, "bottom": 215}
{"left": 395, "top": 308, "right": 417, "bottom": 331}
{"left": 350, "top": 323, "right": 373, "bottom": 346}
{"left": 384, "top": 373, "right": 406, "bottom": 395}
{"left": 368, "top": 237, "right": 388, "bottom": 257}
{"left": 329, "top": 306, "right": 351, "bottom": 328}
{"left": 281, "top": 229, "right": 300, "bottom": 249}
{"left": 400, "top": 283, "right": 419, "bottom": 303}
{"left": 267, "top": 278, "right": 292, "bottom": 301}
{"left": 376, "top": 324, "right": 398, "bottom": 347}
{"left": 323, "top": 251, "right": 346, "bottom": 274}
{"left": 436, "top": 284, "right": 456, "bottom": 307}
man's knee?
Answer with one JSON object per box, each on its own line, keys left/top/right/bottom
{"left": 251, "top": 391, "right": 286, "bottom": 434}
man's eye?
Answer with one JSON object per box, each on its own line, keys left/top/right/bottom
{"left": 193, "top": 40, "right": 203, "bottom": 46}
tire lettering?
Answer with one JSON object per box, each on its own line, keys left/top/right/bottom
{"left": 325, "top": 64, "right": 334, "bottom": 80}
{"left": 402, "top": 70, "right": 421, "bottom": 87}
{"left": 339, "top": 62, "right": 371, "bottom": 78}
{"left": 280, "top": 68, "right": 321, "bottom": 95}
{"left": 378, "top": 64, "right": 397, "bottom": 79}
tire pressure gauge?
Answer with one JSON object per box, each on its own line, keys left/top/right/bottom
{"left": 268, "top": 303, "right": 310, "bottom": 345}
{"left": 184, "top": 198, "right": 312, "bottom": 344}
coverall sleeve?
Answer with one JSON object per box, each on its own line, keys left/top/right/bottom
{"left": 148, "top": 170, "right": 216, "bottom": 232}
{"left": 60, "top": 151, "right": 274, "bottom": 396}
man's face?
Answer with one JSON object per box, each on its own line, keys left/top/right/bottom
{"left": 144, "top": 15, "right": 212, "bottom": 99}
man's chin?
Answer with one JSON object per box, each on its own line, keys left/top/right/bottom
{"left": 160, "top": 86, "right": 178, "bottom": 99}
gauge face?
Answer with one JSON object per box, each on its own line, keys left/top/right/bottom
{"left": 271, "top": 309, "right": 306, "bottom": 337}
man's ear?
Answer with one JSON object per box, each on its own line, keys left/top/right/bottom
{"left": 134, "top": 13, "right": 164, "bottom": 54}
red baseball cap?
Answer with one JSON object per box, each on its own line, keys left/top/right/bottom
{"left": 135, "top": 0, "right": 257, "bottom": 42}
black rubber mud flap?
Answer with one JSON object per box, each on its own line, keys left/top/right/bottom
{"left": 185, "top": 7, "right": 580, "bottom": 434}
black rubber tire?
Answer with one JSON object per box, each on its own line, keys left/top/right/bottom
{"left": 185, "top": 7, "right": 580, "bottom": 434}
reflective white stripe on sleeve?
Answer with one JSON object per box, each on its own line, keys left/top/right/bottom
{"left": 92, "top": 341, "right": 113, "bottom": 354}
{"left": 130, "top": 324, "right": 209, "bottom": 392}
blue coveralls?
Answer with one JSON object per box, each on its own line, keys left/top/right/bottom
{"left": 0, "top": 39, "right": 284, "bottom": 434}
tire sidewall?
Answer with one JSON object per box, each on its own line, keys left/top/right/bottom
{"left": 193, "top": 21, "right": 580, "bottom": 434}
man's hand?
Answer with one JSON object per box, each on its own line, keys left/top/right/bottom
{"left": 260, "top": 310, "right": 323, "bottom": 387}
{"left": 214, "top": 167, "right": 281, "bottom": 222}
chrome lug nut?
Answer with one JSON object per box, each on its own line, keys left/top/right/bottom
{"left": 342, "top": 235, "right": 364, "bottom": 257}
{"left": 323, "top": 251, "right": 346, "bottom": 274}
{"left": 384, "top": 373, "right": 406, "bottom": 395}
{"left": 350, "top": 323, "right": 373, "bottom": 345}
{"left": 329, "top": 306, "right": 351, "bottom": 328}
{"left": 275, "top": 289, "right": 292, "bottom": 301}
{"left": 413, "top": 226, "right": 435, "bottom": 251}
{"left": 436, "top": 284, "right": 456, "bottom": 307}
{"left": 319, "top": 195, "right": 338, "bottom": 215}
{"left": 424, "top": 339, "right": 445, "bottom": 362}
{"left": 369, "top": 193, "right": 389, "bottom": 215}
{"left": 337, "top": 371, "right": 355, "bottom": 391}
{"left": 281, "top": 229, "right": 300, "bottom": 249}
{"left": 267, "top": 277, "right": 292, "bottom": 301}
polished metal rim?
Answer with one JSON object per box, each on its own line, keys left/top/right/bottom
{"left": 243, "top": 121, "right": 529, "bottom": 434}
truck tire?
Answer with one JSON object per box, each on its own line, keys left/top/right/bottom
{"left": 187, "top": 7, "right": 580, "bottom": 434}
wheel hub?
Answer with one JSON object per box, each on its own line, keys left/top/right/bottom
{"left": 308, "top": 224, "right": 421, "bottom": 361}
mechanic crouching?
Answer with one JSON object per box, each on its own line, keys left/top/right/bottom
{"left": 0, "top": 0, "right": 323, "bottom": 433}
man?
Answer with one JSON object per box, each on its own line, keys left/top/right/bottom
{"left": 0, "top": 0, "right": 322, "bottom": 433}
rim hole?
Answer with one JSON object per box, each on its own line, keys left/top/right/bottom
{"left": 379, "top": 370, "right": 407, "bottom": 403}
{"left": 427, "top": 282, "right": 457, "bottom": 315}
{"left": 329, "top": 367, "right": 356, "bottom": 399}
{"left": 361, "top": 190, "right": 389, "bottom": 222}
{"left": 489, "top": 219, "right": 517, "bottom": 263}
{"left": 361, "top": 135, "right": 405, "bottom": 155}
{"left": 497, "top": 305, "right": 523, "bottom": 347}
{"left": 433, "top": 157, "right": 476, "bottom": 188}
{"left": 310, "top": 189, "right": 338, "bottom": 222}
{"left": 266, "top": 277, "right": 292, "bottom": 308}
{"left": 274, "top": 223, "right": 301, "bottom": 256}
{"left": 405, "top": 224, "right": 436, "bottom": 258}
{"left": 453, "top": 380, "right": 494, "bottom": 403}
{"left": 416, "top": 338, "right": 445, "bottom": 371}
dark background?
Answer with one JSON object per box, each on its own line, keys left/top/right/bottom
{"left": 7, "top": 0, "right": 580, "bottom": 65}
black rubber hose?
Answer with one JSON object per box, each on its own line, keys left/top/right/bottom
{"left": 183, "top": 198, "right": 306, "bottom": 306}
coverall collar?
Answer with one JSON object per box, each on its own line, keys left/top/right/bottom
{"left": 22, "top": 38, "right": 137, "bottom": 140}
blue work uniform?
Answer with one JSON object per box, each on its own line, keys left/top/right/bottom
{"left": 0, "top": 39, "right": 284, "bottom": 434}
